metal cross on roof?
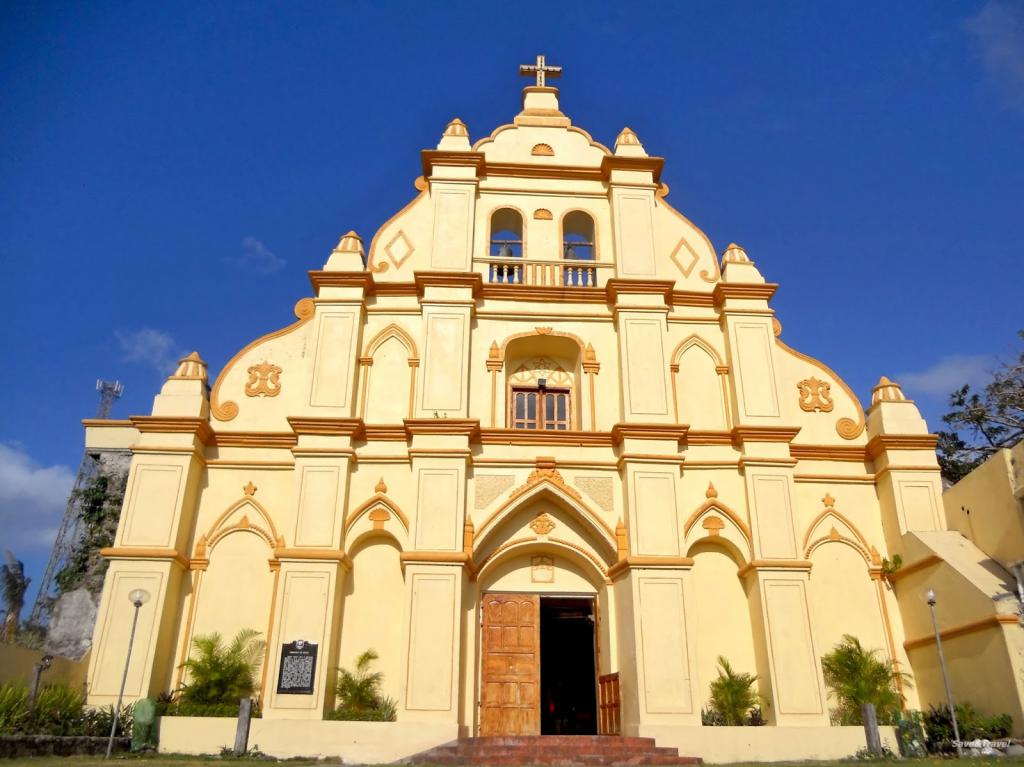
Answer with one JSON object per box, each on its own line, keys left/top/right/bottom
{"left": 519, "top": 54, "right": 562, "bottom": 88}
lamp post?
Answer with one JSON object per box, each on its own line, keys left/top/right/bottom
{"left": 28, "top": 654, "right": 53, "bottom": 709}
{"left": 105, "top": 588, "right": 150, "bottom": 759}
{"left": 926, "top": 588, "right": 962, "bottom": 757}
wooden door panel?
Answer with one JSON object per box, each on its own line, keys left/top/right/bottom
{"left": 480, "top": 592, "right": 540, "bottom": 736}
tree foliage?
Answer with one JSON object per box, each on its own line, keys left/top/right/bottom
{"left": 821, "top": 635, "right": 907, "bottom": 725}
{"left": 1, "top": 551, "right": 30, "bottom": 641}
{"left": 937, "top": 330, "right": 1024, "bottom": 483}
{"left": 179, "top": 628, "right": 265, "bottom": 708}
{"left": 706, "top": 656, "right": 761, "bottom": 726}
{"left": 329, "top": 649, "right": 397, "bottom": 721}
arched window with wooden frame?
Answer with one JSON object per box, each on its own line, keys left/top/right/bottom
{"left": 508, "top": 357, "right": 574, "bottom": 431}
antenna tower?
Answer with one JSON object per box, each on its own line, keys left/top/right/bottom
{"left": 29, "top": 380, "right": 124, "bottom": 626}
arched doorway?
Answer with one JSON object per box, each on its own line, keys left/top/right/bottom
{"left": 472, "top": 484, "right": 615, "bottom": 737}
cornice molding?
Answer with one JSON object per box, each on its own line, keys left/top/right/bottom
{"left": 404, "top": 418, "right": 481, "bottom": 439}
{"left": 421, "top": 149, "right": 486, "bottom": 179}
{"left": 601, "top": 155, "right": 665, "bottom": 183}
{"left": 713, "top": 283, "right": 779, "bottom": 304}
{"left": 611, "top": 423, "right": 689, "bottom": 443}
{"left": 478, "top": 429, "right": 614, "bottom": 447}
{"left": 866, "top": 434, "right": 939, "bottom": 460}
{"left": 129, "top": 416, "right": 212, "bottom": 443}
{"left": 82, "top": 419, "right": 135, "bottom": 428}
{"left": 608, "top": 555, "right": 694, "bottom": 580}
{"left": 307, "top": 271, "right": 374, "bottom": 295}
{"left": 790, "top": 444, "right": 869, "bottom": 462}
{"left": 605, "top": 279, "right": 675, "bottom": 305}
{"left": 737, "top": 559, "right": 813, "bottom": 578}
{"left": 209, "top": 431, "right": 298, "bottom": 448}
{"left": 414, "top": 271, "right": 483, "bottom": 298}
{"left": 731, "top": 426, "right": 802, "bottom": 445}
{"left": 287, "top": 417, "right": 366, "bottom": 439}
{"left": 100, "top": 546, "right": 189, "bottom": 570}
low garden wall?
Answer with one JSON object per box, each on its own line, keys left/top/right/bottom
{"left": 0, "top": 644, "right": 88, "bottom": 690}
{"left": 158, "top": 717, "right": 459, "bottom": 762}
{"left": 640, "top": 724, "right": 897, "bottom": 763}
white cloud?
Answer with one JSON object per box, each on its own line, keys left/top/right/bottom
{"left": 115, "top": 327, "right": 181, "bottom": 376}
{"left": 965, "top": 1, "right": 1024, "bottom": 111}
{"left": 0, "top": 443, "right": 75, "bottom": 554}
{"left": 896, "top": 354, "right": 992, "bottom": 398}
{"left": 226, "top": 236, "right": 286, "bottom": 274}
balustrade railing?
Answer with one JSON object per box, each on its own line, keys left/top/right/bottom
{"left": 479, "top": 257, "right": 607, "bottom": 288}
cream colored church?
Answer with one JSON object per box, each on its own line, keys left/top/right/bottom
{"left": 83, "top": 59, "right": 1024, "bottom": 761}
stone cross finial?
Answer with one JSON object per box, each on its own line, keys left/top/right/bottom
{"left": 520, "top": 55, "right": 562, "bottom": 87}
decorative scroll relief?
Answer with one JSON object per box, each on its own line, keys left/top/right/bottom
{"left": 797, "top": 377, "right": 833, "bottom": 413}
{"left": 245, "top": 362, "right": 282, "bottom": 398}
{"left": 774, "top": 337, "right": 865, "bottom": 441}
{"left": 529, "top": 512, "right": 556, "bottom": 535}
{"left": 211, "top": 297, "right": 315, "bottom": 421}
{"left": 509, "top": 357, "right": 572, "bottom": 387}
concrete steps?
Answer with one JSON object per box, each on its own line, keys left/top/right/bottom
{"left": 407, "top": 735, "right": 702, "bottom": 766}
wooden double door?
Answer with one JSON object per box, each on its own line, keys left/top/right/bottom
{"left": 479, "top": 592, "right": 601, "bottom": 737}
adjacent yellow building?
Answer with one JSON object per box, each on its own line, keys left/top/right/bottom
{"left": 83, "top": 59, "right": 1024, "bottom": 761}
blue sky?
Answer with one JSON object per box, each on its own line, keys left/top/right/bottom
{"left": 2, "top": 2, "right": 1022, "bottom": 602}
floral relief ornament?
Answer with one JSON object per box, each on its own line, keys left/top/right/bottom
{"left": 797, "top": 377, "right": 834, "bottom": 413}
{"left": 245, "top": 361, "right": 282, "bottom": 398}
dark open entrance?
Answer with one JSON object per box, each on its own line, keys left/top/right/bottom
{"left": 540, "top": 596, "right": 597, "bottom": 735}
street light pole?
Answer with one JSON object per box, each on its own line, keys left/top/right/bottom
{"left": 105, "top": 588, "right": 150, "bottom": 759}
{"left": 926, "top": 588, "right": 962, "bottom": 757}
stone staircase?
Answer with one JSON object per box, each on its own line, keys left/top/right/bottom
{"left": 407, "top": 735, "right": 702, "bottom": 766}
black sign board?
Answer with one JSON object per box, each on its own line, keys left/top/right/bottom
{"left": 276, "top": 640, "right": 318, "bottom": 695}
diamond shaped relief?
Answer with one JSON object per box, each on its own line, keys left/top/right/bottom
{"left": 385, "top": 230, "right": 415, "bottom": 270}
{"left": 669, "top": 237, "right": 699, "bottom": 278}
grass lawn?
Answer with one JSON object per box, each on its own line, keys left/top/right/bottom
{"left": 7, "top": 759, "right": 1024, "bottom": 767}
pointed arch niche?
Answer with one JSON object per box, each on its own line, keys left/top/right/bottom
{"left": 671, "top": 336, "right": 730, "bottom": 430}
{"left": 339, "top": 535, "right": 405, "bottom": 704}
{"left": 683, "top": 488, "right": 761, "bottom": 712}
{"left": 360, "top": 324, "right": 419, "bottom": 423}
{"left": 180, "top": 495, "right": 280, "bottom": 697}
{"left": 803, "top": 501, "right": 891, "bottom": 665}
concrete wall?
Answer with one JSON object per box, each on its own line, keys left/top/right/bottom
{"left": 943, "top": 442, "right": 1024, "bottom": 567}
{"left": 0, "top": 643, "right": 89, "bottom": 691}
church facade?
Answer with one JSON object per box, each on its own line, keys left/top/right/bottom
{"left": 83, "top": 60, "right": 1023, "bottom": 759}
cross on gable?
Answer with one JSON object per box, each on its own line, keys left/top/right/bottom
{"left": 519, "top": 54, "right": 562, "bottom": 88}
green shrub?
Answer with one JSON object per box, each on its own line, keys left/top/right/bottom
{"left": 704, "top": 657, "right": 762, "bottom": 726}
{"left": 821, "top": 635, "right": 907, "bottom": 725}
{"left": 330, "top": 649, "right": 396, "bottom": 722}
{"left": 177, "top": 628, "right": 265, "bottom": 713}
{"left": 924, "top": 702, "right": 1013, "bottom": 751}
{"left": 0, "top": 682, "right": 29, "bottom": 733}
{"left": 31, "top": 684, "right": 85, "bottom": 735}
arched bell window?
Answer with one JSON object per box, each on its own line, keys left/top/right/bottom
{"left": 562, "top": 211, "right": 595, "bottom": 261}
{"left": 490, "top": 208, "right": 524, "bottom": 258}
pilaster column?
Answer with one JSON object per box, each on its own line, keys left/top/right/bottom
{"left": 421, "top": 121, "right": 481, "bottom": 272}
{"left": 607, "top": 280, "right": 675, "bottom": 424}
{"left": 865, "top": 377, "right": 944, "bottom": 555}
{"left": 397, "top": 419, "right": 478, "bottom": 723}
{"left": 306, "top": 234, "right": 373, "bottom": 417}
{"left": 260, "top": 418, "right": 362, "bottom": 719}
{"left": 609, "top": 424, "right": 698, "bottom": 728}
{"left": 414, "top": 273, "right": 480, "bottom": 419}
{"left": 87, "top": 356, "right": 211, "bottom": 706}
{"left": 734, "top": 427, "right": 829, "bottom": 726}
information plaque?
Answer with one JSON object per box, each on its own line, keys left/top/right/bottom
{"left": 276, "top": 639, "right": 318, "bottom": 695}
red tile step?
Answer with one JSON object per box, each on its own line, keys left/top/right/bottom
{"left": 408, "top": 735, "right": 702, "bottom": 766}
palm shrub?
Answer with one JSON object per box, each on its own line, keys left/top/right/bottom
{"left": 31, "top": 683, "right": 86, "bottom": 735}
{"left": 706, "top": 656, "right": 761, "bottom": 726}
{"left": 177, "top": 628, "right": 265, "bottom": 713}
{"left": 329, "top": 649, "right": 397, "bottom": 721}
{"left": 821, "top": 635, "right": 907, "bottom": 725}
